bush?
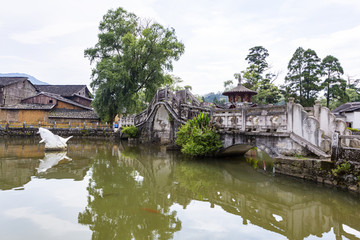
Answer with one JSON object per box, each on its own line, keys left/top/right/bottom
{"left": 122, "top": 125, "right": 139, "bottom": 138}
{"left": 176, "top": 112, "right": 222, "bottom": 157}
{"left": 347, "top": 127, "right": 360, "bottom": 132}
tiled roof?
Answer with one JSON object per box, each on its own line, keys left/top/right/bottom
{"left": 23, "top": 92, "right": 93, "bottom": 110}
{"left": 332, "top": 102, "right": 360, "bottom": 114}
{"left": 34, "top": 85, "right": 87, "bottom": 97}
{"left": 0, "top": 103, "right": 55, "bottom": 110}
{"left": 48, "top": 109, "right": 99, "bottom": 119}
{"left": 223, "top": 84, "right": 257, "bottom": 96}
{"left": 0, "top": 77, "right": 27, "bottom": 87}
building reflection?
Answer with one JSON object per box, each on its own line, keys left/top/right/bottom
{"left": 81, "top": 142, "right": 358, "bottom": 240}
{"left": 0, "top": 139, "right": 359, "bottom": 240}
{"left": 0, "top": 139, "right": 91, "bottom": 190}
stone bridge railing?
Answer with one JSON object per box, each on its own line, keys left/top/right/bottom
{"left": 133, "top": 88, "right": 210, "bottom": 127}
{"left": 213, "top": 98, "right": 352, "bottom": 157}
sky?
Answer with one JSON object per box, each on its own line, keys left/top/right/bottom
{"left": 1, "top": 0, "right": 360, "bottom": 95}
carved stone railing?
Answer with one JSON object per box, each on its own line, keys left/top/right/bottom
{"left": 213, "top": 98, "right": 352, "bottom": 157}
{"left": 133, "top": 88, "right": 210, "bottom": 127}
{"left": 213, "top": 105, "right": 287, "bottom": 132}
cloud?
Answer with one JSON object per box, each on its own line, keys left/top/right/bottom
{"left": 10, "top": 22, "right": 96, "bottom": 44}
{"left": 5, "top": 207, "right": 87, "bottom": 233}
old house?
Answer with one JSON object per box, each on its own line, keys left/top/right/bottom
{"left": 0, "top": 77, "right": 99, "bottom": 123}
{"left": 0, "top": 77, "right": 37, "bottom": 106}
{"left": 35, "top": 85, "right": 92, "bottom": 107}
{"left": 332, "top": 102, "right": 360, "bottom": 129}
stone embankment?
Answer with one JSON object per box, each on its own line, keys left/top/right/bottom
{"left": 274, "top": 146, "right": 360, "bottom": 194}
{"left": 0, "top": 128, "right": 118, "bottom": 139}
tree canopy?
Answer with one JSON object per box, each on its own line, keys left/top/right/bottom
{"left": 321, "top": 55, "right": 346, "bottom": 108}
{"left": 284, "top": 47, "right": 323, "bottom": 106}
{"left": 85, "top": 7, "right": 185, "bottom": 121}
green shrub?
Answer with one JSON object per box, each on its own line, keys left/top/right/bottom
{"left": 176, "top": 112, "right": 222, "bottom": 157}
{"left": 122, "top": 125, "right": 139, "bottom": 138}
{"left": 347, "top": 127, "right": 360, "bottom": 132}
{"left": 331, "top": 161, "right": 351, "bottom": 176}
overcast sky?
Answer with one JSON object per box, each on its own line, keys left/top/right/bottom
{"left": 1, "top": 0, "right": 360, "bottom": 95}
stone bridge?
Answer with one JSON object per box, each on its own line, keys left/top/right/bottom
{"left": 123, "top": 88, "right": 354, "bottom": 159}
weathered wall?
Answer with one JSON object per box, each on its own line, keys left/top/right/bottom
{"left": 18, "top": 110, "right": 48, "bottom": 122}
{"left": 22, "top": 94, "right": 56, "bottom": 105}
{"left": 274, "top": 157, "right": 360, "bottom": 193}
{"left": 0, "top": 128, "right": 118, "bottom": 139}
{"left": 221, "top": 132, "right": 310, "bottom": 157}
{"left": 2, "top": 80, "right": 37, "bottom": 106}
{"left": 56, "top": 101, "right": 83, "bottom": 110}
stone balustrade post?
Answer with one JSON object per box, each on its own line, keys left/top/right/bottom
{"left": 287, "top": 97, "right": 295, "bottom": 133}
{"left": 314, "top": 100, "right": 321, "bottom": 122}
{"left": 331, "top": 132, "right": 340, "bottom": 162}
{"left": 241, "top": 107, "right": 246, "bottom": 131}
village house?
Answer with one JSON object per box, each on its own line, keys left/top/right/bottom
{"left": 332, "top": 102, "right": 360, "bottom": 129}
{"left": 0, "top": 77, "right": 99, "bottom": 124}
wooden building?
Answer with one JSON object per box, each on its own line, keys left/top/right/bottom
{"left": 0, "top": 77, "right": 37, "bottom": 106}
{"left": 0, "top": 78, "right": 99, "bottom": 123}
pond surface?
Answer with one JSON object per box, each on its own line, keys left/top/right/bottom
{"left": 0, "top": 138, "right": 359, "bottom": 240}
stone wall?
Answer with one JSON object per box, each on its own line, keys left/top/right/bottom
{"left": 274, "top": 157, "right": 360, "bottom": 194}
{"left": 0, "top": 128, "right": 118, "bottom": 139}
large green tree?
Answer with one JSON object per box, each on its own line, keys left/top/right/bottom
{"left": 85, "top": 7, "right": 185, "bottom": 121}
{"left": 245, "top": 46, "right": 269, "bottom": 74}
{"left": 321, "top": 55, "right": 346, "bottom": 108}
{"left": 285, "top": 47, "right": 322, "bottom": 106}
{"left": 242, "top": 46, "right": 269, "bottom": 89}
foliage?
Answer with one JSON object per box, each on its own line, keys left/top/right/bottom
{"left": 284, "top": 47, "right": 322, "bottom": 106}
{"left": 245, "top": 46, "right": 269, "bottom": 74}
{"left": 347, "top": 127, "right": 360, "bottom": 132}
{"left": 121, "top": 125, "right": 139, "bottom": 138}
{"left": 85, "top": 7, "right": 185, "bottom": 121}
{"left": 321, "top": 55, "right": 346, "bottom": 108}
{"left": 176, "top": 112, "right": 222, "bottom": 157}
{"left": 252, "top": 73, "right": 281, "bottom": 105}
{"left": 331, "top": 161, "right": 351, "bottom": 176}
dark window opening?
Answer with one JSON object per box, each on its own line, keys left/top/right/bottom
{"left": 49, "top": 100, "right": 53, "bottom": 104}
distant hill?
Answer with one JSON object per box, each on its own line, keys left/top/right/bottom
{"left": 0, "top": 73, "right": 49, "bottom": 85}
{"left": 203, "top": 92, "right": 228, "bottom": 103}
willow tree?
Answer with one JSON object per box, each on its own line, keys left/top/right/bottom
{"left": 85, "top": 7, "right": 185, "bottom": 121}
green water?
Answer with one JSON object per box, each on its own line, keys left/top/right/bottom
{"left": 0, "top": 139, "right": 359, "bottom": 240}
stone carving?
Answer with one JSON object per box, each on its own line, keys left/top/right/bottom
{"left": 37, "top": 127, "right": 72, "bottom": 151}
{"left": 303, "top": 118, "right": 317, "bottom": 134}
{"left": 37, "top": 152, "right": 72, "bottom": 173}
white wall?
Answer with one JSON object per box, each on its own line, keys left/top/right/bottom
{"left": 346, "top": 111, "right": 360, "bottom": 129}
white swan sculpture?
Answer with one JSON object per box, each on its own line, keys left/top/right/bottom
{"left": 37, "top": 127, "right": 73, "bottom": 151}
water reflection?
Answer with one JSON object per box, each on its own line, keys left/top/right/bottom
{"left": 0, "top": 139, "right": 90, "bottom": 190}
{"left": 78, "top": 142, "right": 360, "bottom": 240}
{"left": 37, "top": 152, "right": 72, "bottom": 173}
{"left": 0, "top": 139, "right": 359, "bottom": 240}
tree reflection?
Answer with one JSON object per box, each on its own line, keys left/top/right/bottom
{"left": 78, "top": 148, "right": 181, "bottom": 240}
{"left": 78, "top": 142, "right": 360, "bottom": 240}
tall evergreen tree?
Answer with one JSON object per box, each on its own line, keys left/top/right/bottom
{"left": 242, "top": 46, "right": 269, "bottom": 90}
{"left": 285, "top": 47, "right": 322, "bottom": 106}
{"left": 321, "top": 55, "right": 346, "bottom": 108}
{"left": 302, "top": 49, "right": 322, "bottom": 106}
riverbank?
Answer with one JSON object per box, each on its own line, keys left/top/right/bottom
{"left": 274, "top": 155, "right": 360, "bottom": 194}
{"left": 0, "top": 128, "right": 119, "bottom": 139}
